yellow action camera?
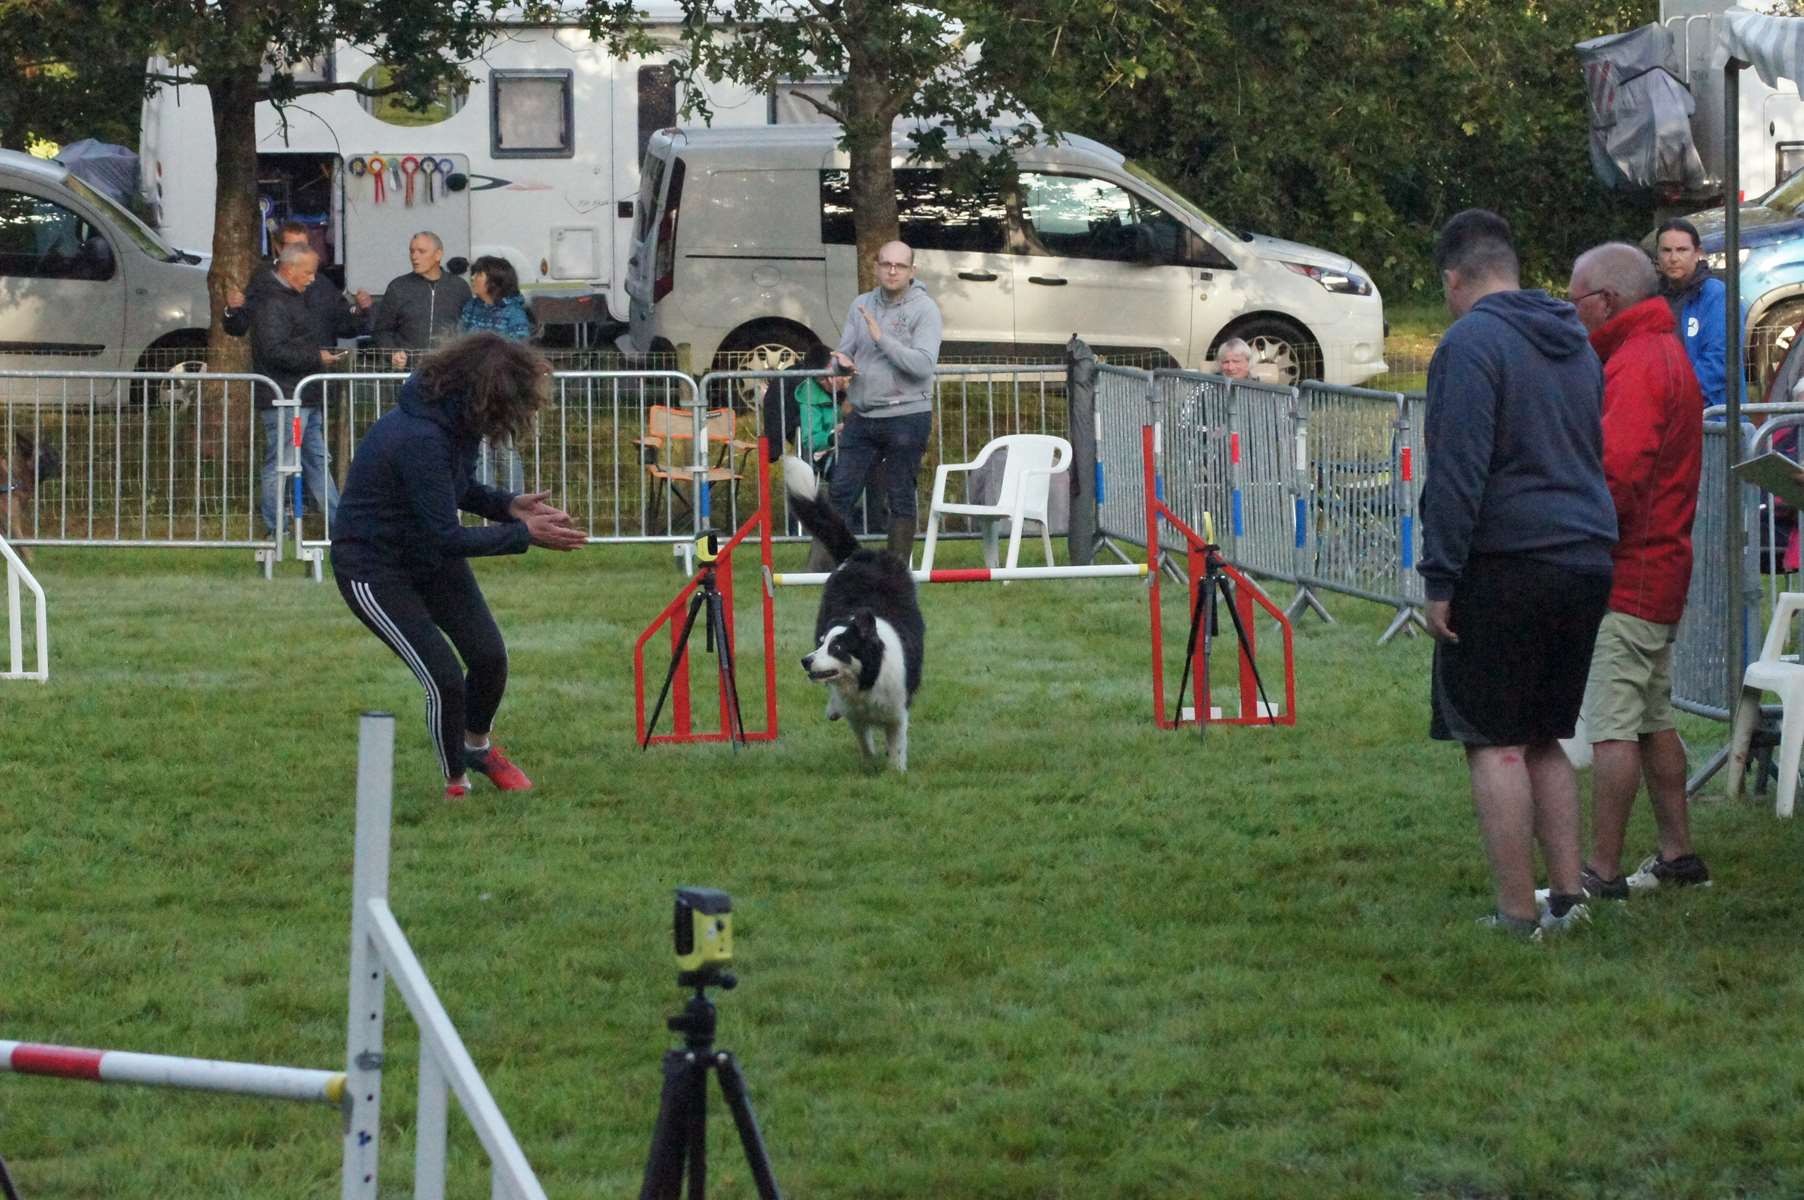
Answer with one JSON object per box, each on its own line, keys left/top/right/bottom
{"left": 673, "top": 887, "right": 734, "bottom": 975}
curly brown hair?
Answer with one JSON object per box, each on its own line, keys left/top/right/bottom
{"left": 415, "top": 332, "right": 551, "bottom": 445}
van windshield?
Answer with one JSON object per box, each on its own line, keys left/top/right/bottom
{"left": 67, "top": 175, "right": 184, "bottom": 261}
{"left": 1122, "top": 160, "right": 1239, "bottom": 241}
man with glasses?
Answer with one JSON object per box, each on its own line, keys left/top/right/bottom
{"left": 812, "top": 240, "right": 942, "bottom": 570}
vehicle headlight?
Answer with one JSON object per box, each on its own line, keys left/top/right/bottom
{"left": 1281, "top": 260, "right": 1372, "bottom": 296}
{"left": 1705, "top": 247, "right": 1752, "bottom": 272}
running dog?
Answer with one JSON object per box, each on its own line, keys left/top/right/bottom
{"left": 2, "top": 432, "right": 57, "bottom": 564}
{"left": 782, "top": 456, "right": 924, "bottom": 772}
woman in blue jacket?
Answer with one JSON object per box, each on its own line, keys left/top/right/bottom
{"left": 458, "top": 256, "right": 534, "bottom": 341}
{"left": 1656, "top": 218, "right": 1733, "bottom": 409}
{"left": 331, "top": 334, "right": 586, "bottom": 798}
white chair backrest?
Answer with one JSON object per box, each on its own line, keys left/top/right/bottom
{"left": 1760, "top": 592, "right": 1804, "bottom": 663}
{"left": 991, "top": 434, "right": 1071, "bottom": 518}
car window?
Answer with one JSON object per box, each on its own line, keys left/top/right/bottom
{"left": 821, "top": 168, "right": 1007, "bottom": 253}
{"left": 1020, "top": 171, "right": 1193, "bottom": 264}
{"left": 0, "top": 187, "right": 114, "bottom": 281}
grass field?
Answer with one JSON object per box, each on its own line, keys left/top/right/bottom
{"left": 4, "top": 542, "right": 1803, "bottom": 1199}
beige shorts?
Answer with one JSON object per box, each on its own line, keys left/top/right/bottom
{"left": 1580, "top": 611, "right": 1678, "bottom": 742}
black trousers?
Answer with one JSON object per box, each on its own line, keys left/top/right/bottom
{"left": 337, "top": 561, "right": 508, "bottom": 779}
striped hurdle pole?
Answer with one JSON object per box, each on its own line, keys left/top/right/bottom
{"left": 0, "top": 1040, "right": 345, "bottom": 1106}
{"left": 771, "top": 563, "right": 1149, "bottom": 587}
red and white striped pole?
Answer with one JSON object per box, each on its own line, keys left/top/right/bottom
{"left": 771, "top": 563, "right": 1148, "bottom": 587}
{"left": 0, "top": 1040, "right": 346, "bottom": 1106}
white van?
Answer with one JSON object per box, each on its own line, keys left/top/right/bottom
{"left": 0, "top": 148, "right": 211, "bottom": 389}
{"left": 623, "top": 125, "right": 1388, "bottom": 385}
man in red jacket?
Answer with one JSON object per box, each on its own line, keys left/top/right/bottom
{"left": 1566, "top": 242, "right": 1709, "bottom": 898}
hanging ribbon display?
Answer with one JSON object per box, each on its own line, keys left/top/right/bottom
{"left": 389, "top": 158, "right": 402, "bottom": 199}
{"left": 257, "top": 195, "right": 274, "bottom": 256}
{"left": 367, "top": 156, "right": 387, "bottom": 204}
{"left": 421, "top": 157, "right": 440, "bottom": 204}
{"left": 400, "top": 156, "right": 420, "bottom": 207}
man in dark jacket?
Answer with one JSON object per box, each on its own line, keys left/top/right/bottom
{"left": 1567, "top": 242, "right": 1708, "bottom": 899}
{"left": 370, "top": 231, "right": 471, "bottom": 369}
{"left": 222, "top": 221, "right": 371, "bottom": 346}
{"left": 246, "top": 245, "right": 349, "bottom": 536}
{"left": 1420, "top": 209, "right": 1619, "bottom": 939}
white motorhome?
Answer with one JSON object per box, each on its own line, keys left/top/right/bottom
{"left": 137, "top": 5, "right": 791, "bottom": 336}
{"left": 624, "top": 125, "right": 1389, "bottom": 385}
{"left": 1662, "top": 0, "right": 1804, "bottom": 199}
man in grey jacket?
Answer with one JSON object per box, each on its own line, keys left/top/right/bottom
{"left": 371, "top": 232, "right": 471, "bottom": 369}
{"left": 820, "top": 240, "right": 943, "bottom": 568}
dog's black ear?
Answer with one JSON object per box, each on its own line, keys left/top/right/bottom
{"left": 851, "top": 608, "right": 877, "bottom": 638}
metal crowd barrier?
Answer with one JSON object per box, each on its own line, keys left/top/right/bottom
{"left": 1294, "top": 381, "right": 1422, "bottom": 640}
{"left": 0, "top": 369, "right": 276, "bottom": 554}
{"left": 696, "top": 362, "right": 1073, "bottom": 542}
{"left": 1095, "top": 364, "right": 1160, "bottom": 555}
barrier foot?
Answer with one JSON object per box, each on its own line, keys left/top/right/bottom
{"left": 1284, "top": 585, "right": 1334, "bottom": 625}
{"left": 1687, "top": 741, "right": 1735, "bottom": 799}
{"left": 255, "top": 547, "right": 278, "bottom": 580}
{"left": 1098, "top": 537, "right": 1135, "bottom": 566}
{"left": 1378, "top": 604, "right": 1426, "bottom": 645}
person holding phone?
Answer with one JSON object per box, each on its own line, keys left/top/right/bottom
{"left": 243, "top": 243, "right": 353, "bottom": 536}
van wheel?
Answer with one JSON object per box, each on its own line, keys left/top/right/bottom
{"left": 1216, "top": 318, "right": 1321, "bottom": 387}
{"left": 715, "top": 325, "right": 818, "bottom": 405}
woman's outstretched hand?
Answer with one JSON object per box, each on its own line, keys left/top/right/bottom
{"left": 513, "top": 492, "right": 587, "bottom": 550}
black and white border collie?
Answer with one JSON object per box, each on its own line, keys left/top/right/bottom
{"left": 782, "top": 457, "right": 925, "bottom": 772}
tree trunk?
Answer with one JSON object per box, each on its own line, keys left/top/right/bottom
{"left": 203, "top": 62, "right": 259, "bottom": 458}
{"left": 206, "top": 64, "right": 259, "bottom": 377}
{"left": 840, "top": 15, "right": 899, "bottom": 295}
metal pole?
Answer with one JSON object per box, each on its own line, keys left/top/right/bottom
{"left": 342, "top": 712, "right": 394, "bottom": 1200}
{"left": 1065, "top": 336, "right": 1099, "bottom": 565}
{"left": 1725, "top": 58, "right": 1746, "bottom": 712}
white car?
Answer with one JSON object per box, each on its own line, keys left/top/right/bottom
{"left": 0, "top": 148, "right": 210, "bottom": 395}
{"left": 624, "top": 125, "right": 1387, "bottom": 385}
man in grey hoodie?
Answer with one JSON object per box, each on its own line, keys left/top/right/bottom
{"left": 1419, "top": 209, "right": 1618, "bottom": 940}
{"left": 818, "top": 240, "right": 943, "bottom": 568}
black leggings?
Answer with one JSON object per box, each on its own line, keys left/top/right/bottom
{"left": 336, "top": 562, "right": 507, "bottom": 779}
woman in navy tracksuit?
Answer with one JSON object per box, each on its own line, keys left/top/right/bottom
{"left": 331, "top": 333, "right": 586, "bottom": 798}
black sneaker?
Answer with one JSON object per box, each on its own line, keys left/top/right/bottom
{"left": 1626, "top": 852, "right": 1711, "bottom": 892}
{"left": 1579, "top": 865, "right": 1630, "bottom": 901}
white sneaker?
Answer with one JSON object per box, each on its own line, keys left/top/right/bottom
{"left": 1536, "top": 895, "right": 1591, "bottom": 936}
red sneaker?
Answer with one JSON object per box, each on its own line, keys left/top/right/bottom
{"left": 465, "top": 744, "right": 533, "bottom": 791}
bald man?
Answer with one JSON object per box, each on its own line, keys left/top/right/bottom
{"left": 815, "top": 239, "right": 943, "bottom": 569}
{"left": 1565, "top": 242, "right": 1707, "bottom": 899}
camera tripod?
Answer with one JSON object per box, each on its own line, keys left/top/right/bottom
{"left": 1171, "top": 541, "right": 1277, "bottom": 734}
{"left": 643, "top": 540, "right": 747, "bottom": 751}
{"left": 638, "top": 971, "right": 782, "bottom": 1200}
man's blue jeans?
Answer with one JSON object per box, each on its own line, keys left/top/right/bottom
{"left": 828, "top": 410, "right": 931, "bottom": 522}
{"left": 260, "top": 406, "right": 339, "bottom": 536}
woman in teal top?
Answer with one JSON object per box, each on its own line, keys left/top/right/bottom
{"left": 760, "top": 344, "right": 848, "bottom": 467}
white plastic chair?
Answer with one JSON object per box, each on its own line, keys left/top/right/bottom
{"left": 1727, "top": 591, "right": 1804, "bottom": 817}
{"left": 919, "top": 434, "right": 1072, "bottom": 573}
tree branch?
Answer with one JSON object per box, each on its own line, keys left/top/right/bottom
{"left": 788, "top": 87, "right": 844, "bottom": 123}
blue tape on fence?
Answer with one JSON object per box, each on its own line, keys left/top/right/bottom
{"left": 292, "top": 474, "right": 303, "bottom": 521}
{"left": 698, "top": 479, "right": 711, "bottom": 521}
{"left": 1401, "top": 515, "right": 1414, "bottom": 569}
{"left": 1154, "top": 475, "right": 1164, "bottom": 503}
{"left": 1294, "top": 497, "right": 1306, "bottom": 548}
{"left": 1232, "top": 489, "right": 1243, "bottom": 537}
{"left": 1094, "top": 461, "right": 1105, "bottom": 506}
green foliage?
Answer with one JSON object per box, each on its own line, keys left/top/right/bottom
{"left": 3, "top": 546, "right": 1803, "bottom": 1197}
{"left": 0, "top": 0, "right": 151, "bottom": 150}
{"left": 985, "top": 0, "right": 1663, "bottom": 296}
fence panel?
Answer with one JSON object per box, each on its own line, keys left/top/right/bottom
{"left": 0, "top": 370, "right": 273, "bottom": 548}
{"left": 1227, "top": 378, "right": 1301, "bottom": 580}
{"left": 1297, "top": 382, "right": 1413, "bottom": 610}
{"left": 1094, "top": 365, "right": 1159, "bottom": 549}
{"left": 1674, "top": 416, "right": 1761, "bottom": 719}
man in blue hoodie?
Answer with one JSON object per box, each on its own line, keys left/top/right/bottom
{"left": 818, "top": 240, "right": 943, "bottom": 570}
{"left": 1419, "top": 209, "right": 1619, "bottom": 939}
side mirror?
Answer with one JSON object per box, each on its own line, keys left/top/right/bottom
{"left": 78, "top": 235, "right": 115, "bottom": 280}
